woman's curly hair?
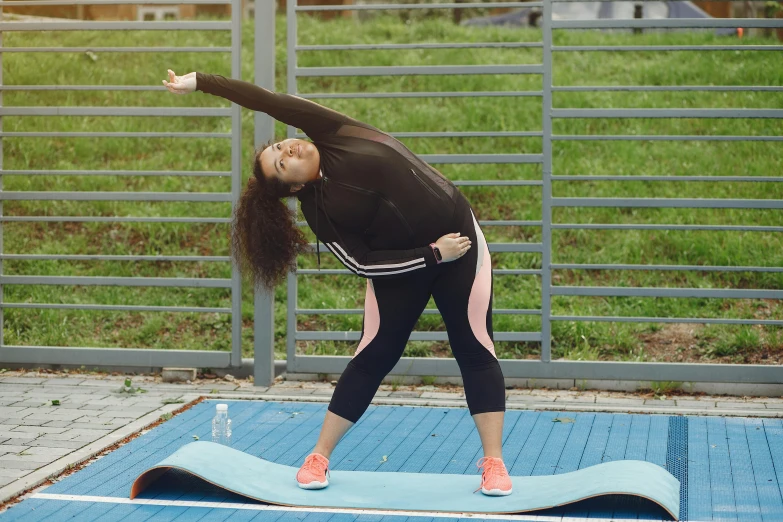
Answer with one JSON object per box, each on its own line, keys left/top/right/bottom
{"left": 231, "top": 148, "right": 309, "bottom": 291}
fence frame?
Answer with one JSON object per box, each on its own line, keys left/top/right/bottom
{"left": 0, "top": 1, "right": 780, "bottom": 387}
{"left": 0, "top": 0, "right": 246, "bottom": 370}
{"left": 278, "top": 0, "right": 783, "bottom": 386}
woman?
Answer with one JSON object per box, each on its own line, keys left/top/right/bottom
{"left": 163, "top": 70, "right": 511, "bottom": 496}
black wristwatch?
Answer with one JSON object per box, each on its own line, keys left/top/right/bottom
{"left": 430, "top": 243, "right": 443, "bottom": 264}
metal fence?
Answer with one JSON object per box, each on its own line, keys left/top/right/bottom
{"left": 0, "top": 0, "right": 780, "bottom": 388}
{"left": 280, "top": 0, "right": 783, "bottom": 386}
{"left": 0, "top": 0, "right": 246, "bottom": 370}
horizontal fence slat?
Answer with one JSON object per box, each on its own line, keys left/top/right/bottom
{"left": 295, "top": 131, "right": 543, "bottom": 139}
{"left": 0, "top": 21, "right": 231, "bottom": 31}
{"left": 0, "top": 347, "right": 231, "bottom": 368}
{"left": 0, "top": 192, "right": 232, "bottom": 202}
{"left": 0, "top": 132, "right": 231, "bottom": 139}
{"left": 552, "top": 223, "right": 783, "bottom": 232}
{"left": 0, "top": 276, "right": 232, "bottom": 288}
{"left": 556, "top": 0, "right": 767, "bottom": 2}
{"left": 553, "top": 18, "right": 782, "bottom": 29}
{"left": 289, "top": 181, "right": 544, "bottom": 194}
{"left": 295, "top": 269, "right": 374, "bottom": 275}
{"left": 551, "top": 286, "right": 783, "bottom": 299}
{"left": 301, "top": 91, "right": 543, "bottom": 99}
{"left": 552, "top": 316, "right": 783, "bottom": 326}
{"left": 296, "top": 331, "right": 542, "bottom": 342}
{"left": 295, "top": 308, "right": 542, "bottom": 316}
{"left": 298, "top": 42, "right": 543, "bottom": 51}
{"left": 554, "top": 45, "right": 783, "bottom": 52}
{"left": 0, "top": 0, "right": 230, "bottom": 5}
{"left": 0, "top": 47, "right": 231, "bottom": 53}
{"left": 1, "top": 169, "right": 230, "bottom": 177}
{"left": 297, "top": 2, "right": 541, "bottom": 11}
{"left": 553, "top": 85, "right": 783, "bottom": 92}
{"left": 2, "top": 303, "right": 231, "bottom": 313}
{"left": 419, "top": 154, "right": 543, "bottom": 164}
{"left": 1, "top": 254, "right": 229, "bottom": 262}
{"left": 246, "top": 156, "right": 544, "bottom": 168}
{"left": 553, "top": 263, "right": 783, "bottom": 273}
{"left": 0, "top": 107, "right": 230, "bottom": 117}
{"left": 553, "top": 175, "right": 783, "bottom": 182}
{"left": 304, "top": 243, "right": 543, "bottom": 254}
{"left": 552, "top": 198, "right": 783, "bottom": 209}
{"left": 295, "top": 268, "right": 540, "bottom": 275}
{"left": 290, "top": 356, "right": 783, "bottom": 384}
{"left": 454, "top": 180, "right": 543, "bottom": 187}
{"left": 0, "top": 216, "right": 230, "bottom": 223}
{"left": 479, "top": 220, "right": 542, "bottom": 226}
{"left": 297, "top": 65, "right": 543, "bottom": 77}
{"left": 296, "top": 219, "right": 542, "bottom": 227}
{"left": 1, "top": 86, "right": 198, "bottom": 91}
{"left": 552, "top": 109, "right": 783, "bottom": 119}
{"left": 553, "top": 135, "right": 783, "bottom": 142}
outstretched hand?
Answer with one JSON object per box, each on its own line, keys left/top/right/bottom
{"left": 162, "top": 69, "right": 196, "bottom": 94}
{"left": 434, "top": 232, "right": 472, "bottom": 263}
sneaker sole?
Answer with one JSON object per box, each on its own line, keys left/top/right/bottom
{"left": 481, "top": 487, "right": 512, "bottom": 496}
{"left": 298, "top": 480, "right": 329, "bottom": 490}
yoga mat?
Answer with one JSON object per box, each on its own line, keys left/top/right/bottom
{"left": 131, "top": 441, "right": 680, "bottom": 519}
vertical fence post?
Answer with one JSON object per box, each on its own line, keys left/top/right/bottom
{"left": 253, "top": 0, "right": 277, "bottom": 386}
{"left": 540, "top": 0, "right": 553, "bottom": 363}
{"left": 0, "top": 4, "right": 4, "bottom": 350}
{"left": 284, "top": 0, "right": 299, "bottom": 373}
{"left": 230, "top": 0, "right": 244, "bottom": 368}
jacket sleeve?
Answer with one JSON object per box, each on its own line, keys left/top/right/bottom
{"left": 195, "top": 72, "right": 348, "bottom": 137}
{"left": 300, "top": 193, "right": 438, "bottom": 279}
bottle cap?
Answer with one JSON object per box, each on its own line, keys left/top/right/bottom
{"left": 216, "top": 404, "right": 228, "bottom": 412}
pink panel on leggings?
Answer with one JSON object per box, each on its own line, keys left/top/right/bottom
{"left": 355, "top": 280, "right": 380, "bottom": 357}
{"left": 467, "top": 213, "right": 496, "bottom": 358}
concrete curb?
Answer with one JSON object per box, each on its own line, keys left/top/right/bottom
{"left": 5, "top": 366, "right": 783, "bottom": 397}
{"left": 0, "top": 394, "right": 201, "bottom": 505}
{"left": 204, "top": 393, "right": 783, "bottom": 418}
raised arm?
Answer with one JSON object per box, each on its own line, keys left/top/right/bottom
{"left": 195, "top": 72, "right": 349, "bottom": 137}
{"left": 162, "top": 69, "right": 350, "bottom": 137}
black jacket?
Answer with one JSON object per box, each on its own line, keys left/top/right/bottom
{"left": 197, "top": 73, "right": 461, "bottom": 278}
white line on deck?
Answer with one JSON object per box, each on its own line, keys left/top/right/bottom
{"left": 30, "top": 493, "right": 659, "bottom": 521}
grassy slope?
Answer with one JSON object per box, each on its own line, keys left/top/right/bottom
{"left": 3, "top": 15, "right": 781, "bottom": 365}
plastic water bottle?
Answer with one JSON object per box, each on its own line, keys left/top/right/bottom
{"left": 211, "top": 403, "right": 232, "bottom": 446}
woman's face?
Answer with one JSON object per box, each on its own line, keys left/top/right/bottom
{"left": 257, "top": 138, "right": 320, "bottom": 190}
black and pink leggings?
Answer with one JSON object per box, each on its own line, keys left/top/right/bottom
{"left": 328, "top": 198, "right": 506, "bottom": 423}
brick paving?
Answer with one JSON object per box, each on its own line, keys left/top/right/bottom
{"left": 0, "top": 369, "right": 780, "bottom": 507}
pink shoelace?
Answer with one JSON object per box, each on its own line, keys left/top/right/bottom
{"left": 301, "top": 453, "right": 330, "bottom": 479}
{"left": 474, "top": 456, "right": 508, "bottom": 493}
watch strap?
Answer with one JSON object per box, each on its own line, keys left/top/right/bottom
{"left": 429, "top": 243, "right": 443, "bottom": 264}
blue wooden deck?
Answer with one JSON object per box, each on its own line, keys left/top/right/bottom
{"left": 1, "top": 400, "right": 781, "bottom": 521}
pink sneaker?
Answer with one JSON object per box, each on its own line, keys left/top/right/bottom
{"left": 296, "top": 453, "right": 330, "bottom": 490}
{"left": 475, "top": 456, "right": 512, "bottom": 496}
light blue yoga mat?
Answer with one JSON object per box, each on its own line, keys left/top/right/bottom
{"left": 131, "top": 441, "right": 680, "bottom": 519}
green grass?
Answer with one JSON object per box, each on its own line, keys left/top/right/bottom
{"left": 648, "top": 381, "right": 683, "bottom": 397}
{"left": 2, "top": 14, "right": 782, "bottom": 364}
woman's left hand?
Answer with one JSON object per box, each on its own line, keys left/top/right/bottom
{"left": 434, "top": 232, "right": 472, "bottom": 263}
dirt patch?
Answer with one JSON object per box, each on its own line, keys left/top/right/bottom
{"left": 638, "top": 323, "right": 704, "bottom": 362}
{"left": 428, "top": 342, "right": 452, "bottom": 358}
{"left": 743, "top": 350, "right": 783, "bottom": 365}
{"left": 638, "top": 322, "right": 782, "bottom": 365}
